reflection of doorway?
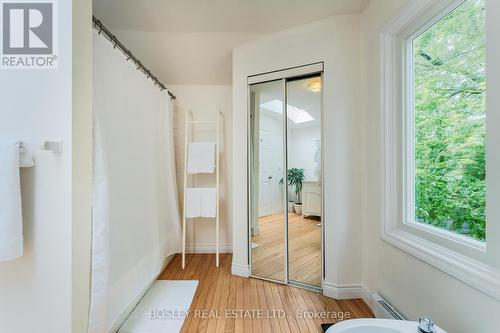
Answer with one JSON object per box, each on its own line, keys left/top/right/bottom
{"left": 248, "top": 63, "right": 323, "bottom": 290}
{"left": 258, "top": 131, "right": 272, "bottom": 217}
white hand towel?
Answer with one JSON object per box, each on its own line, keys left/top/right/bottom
{"left": 187, "top": 142, "right": 215, "bottom": 174}
{"left": 200, "top": 188, "right": 216, "bottom": 218}
{"left": 0, "top": 141, "right": 24, "bottom": 261}
{"left": 185, "top": 188, "right": 217, "bottom": 218}
{"left": 185, "top": 188, "right": 201, "bottom": 218}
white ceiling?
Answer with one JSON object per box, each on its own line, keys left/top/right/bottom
{"left": 94, "top": 0, "right": 370, "bottom": 33}
{"left": 93, "top": 0, "right": 370, "bottom": 84}
{"left": 110, "top": 30, "right": 264, "bottom": 85}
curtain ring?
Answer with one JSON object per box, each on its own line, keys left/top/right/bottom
{"left": 96, "top": 19, "right": 103, "bottom": 35}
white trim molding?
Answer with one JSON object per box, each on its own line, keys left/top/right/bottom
{"left": 185, "top": 244, "right": 233, "bottom": 254}
{"left": 323, "top": 283, "right": 369, "bottom": 300}
{"left": 231, "top": 263, "right": 250, "bottom": 278}
{"left": 380, "top": 0, "right": 500, "bottom": 301}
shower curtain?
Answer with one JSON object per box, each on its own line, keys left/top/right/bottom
{"left": 89, "top": 31, "right": 182, "bottom": 333}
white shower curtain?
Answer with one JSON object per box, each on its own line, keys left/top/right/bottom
{"left": 89, "top": 31, "right": 181, "bottom": 333}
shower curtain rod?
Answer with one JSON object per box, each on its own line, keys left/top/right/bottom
{"left": 92, "top": 16, "right": 176, "bottom": 100}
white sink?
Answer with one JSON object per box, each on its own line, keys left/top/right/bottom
{"left": 326, "top": 319, "right": 447, "bottom": 333}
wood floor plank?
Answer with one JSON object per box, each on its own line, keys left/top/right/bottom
{"left": 224, "top": 264, "right": 237, "bottom": 333}
{"left": 301, "top": 289, "right": 329, "bottom": 326}
{"left": 281, "top": 284, "right": 311, "bottom": 333}
{"left": 197, "top": 255, "right": 224, "bottom": 333}
{"left": 158, "top": 254, "right": 374, "bottom": 333}
{"left": 276, "top": 283, "right": 301, "bottom": 332}
{"left": 185, "top": 254, "right": 212, "bottom": 332}
{"left": 234, "top": 274, "right": 244, "bottom": 333}
{"left": 249, "top": 278, "right": 264, "bottom": 333}
{"left": 268, "top": 280, "right": 292, "bottom": 333}
{"left": 242, "top": 274, "right": 254, "bottom": 332}
{"left": 255, "top": 279, "right": 273, "bottom": 333}
{"left": 291, "top": 286, "right": 321, "bottom": 332}
{"left": 213, "top": 255, "right": 231, "bottom": 333}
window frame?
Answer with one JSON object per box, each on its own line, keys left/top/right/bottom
{"left": 380, "top": 0, "right": 500, "bottom": 301}
{"left": 402, "top": 0, "right": 486, "bottom": 251}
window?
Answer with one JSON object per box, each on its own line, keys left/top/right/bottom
{"left": 407, "top": 0, "right": 486, "bottom": 241}
{"left": 381, "top": 0, "right": 500, "bottom": 301}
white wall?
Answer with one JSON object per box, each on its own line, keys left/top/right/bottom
{"left": 232, "top": 16, "right": 363, "bottom": 292}
{"left": 360, "top": 1, "right": 500, "bottom": 332}
{"left": 170, "top": 85, "right": 233, "bottom": 253}
{"left": 289, "top": 125, "right": 321, "bottom": 182}
{"left": 0, "top": 0, "right": 80, "bottom": 332}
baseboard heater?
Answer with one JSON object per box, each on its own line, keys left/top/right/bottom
{"left": 370, "top": 292, "right": 406, "bottom": 320}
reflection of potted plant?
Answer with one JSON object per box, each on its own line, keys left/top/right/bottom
{"left": 280, "top": 168, "right": 305, "bottom": 214}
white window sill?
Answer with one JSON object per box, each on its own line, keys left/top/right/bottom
{"left": 381, "top": 224, "right": 500, "bottom": 301}
{"left": 404, "top": 220, "right": 486, "bottom": 253}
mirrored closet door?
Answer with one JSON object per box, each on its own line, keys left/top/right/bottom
{"left": 286, "top": 76, "right": 322, "bottom": 287}
{"left": 249, "top": 80, "right": 287, "bottom": 283}
{"left": 249, "top": 64, "right": 323, "bottom": 289}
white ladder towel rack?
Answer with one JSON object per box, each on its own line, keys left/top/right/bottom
{"left": 182, "top": 109, "right": 221, "bottom": 269}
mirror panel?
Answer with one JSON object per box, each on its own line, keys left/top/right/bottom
{"left": 249, "top": 80, "right": 286, "bottom": 282}
{"left": 286, "top": 76, "right": 322, "bottom": 287}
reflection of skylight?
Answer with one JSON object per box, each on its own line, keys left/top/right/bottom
{"left": 288, "top": 106, "right": 315, "bottom": 124}
{"left": 260, "top": 99, "right": 314, "bottom": 124}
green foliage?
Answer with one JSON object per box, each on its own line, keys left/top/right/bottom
{"left": 413, "top": 0, "right": 486, "bottom": 240}
{"left": 280, "top": 168, "right": 305, "bottom": 203}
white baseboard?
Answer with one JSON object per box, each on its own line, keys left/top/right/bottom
{"left": 185, "top": 244, "right": 232, "bottom": 253}
{"left": 231, "top": 262, "right": 250, "bottom": 278}
{"left": 361, "top": 287, "right": 372, "bottom": 308}
{"left": 323, "top": 282, "right": 370, "bottom": 300}
{"left": 323, "top": 285, "right": 399, "bottom": 318}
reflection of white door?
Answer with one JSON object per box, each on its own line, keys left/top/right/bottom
{"left": 259, "top": 131, "right": 272, "bottom": 217}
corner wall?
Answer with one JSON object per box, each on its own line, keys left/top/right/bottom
{"left": 0, "top": 1, "right": 93, "bottom": 331}
{"left": 360, "top": 1, "right": 500, "bottom": 332}
{"left": 72, "top": 0, "right": 93, "bottom": 332}
{"left": 0, "top": 0, "right": 74, "bottom": 331}
{"left": 232, "top": 16, "right": 364, "bottom": 292}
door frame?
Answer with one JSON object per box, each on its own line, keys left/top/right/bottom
{"left": 258, "top": 129, "right": 275, "bottom": 218}
{"left": 247, "top": 62, "right": 324, "bottom": 290}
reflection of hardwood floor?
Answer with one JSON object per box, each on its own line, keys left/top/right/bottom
{"left": 251, "top": 213, "right": 321, "bottom": 287}
{"left": 160, "top": 254, "right": 374, "bottom": 333}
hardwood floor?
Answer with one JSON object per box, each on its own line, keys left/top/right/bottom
{"left": 251, "top": 213, "right": 322, "bottom": 286}
{"left": 159, "top": 254, "right": 374, "bottom": 333}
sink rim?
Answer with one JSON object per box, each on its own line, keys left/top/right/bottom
{"left": 326, "top": 318, "right": 447, "bottom": 333}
